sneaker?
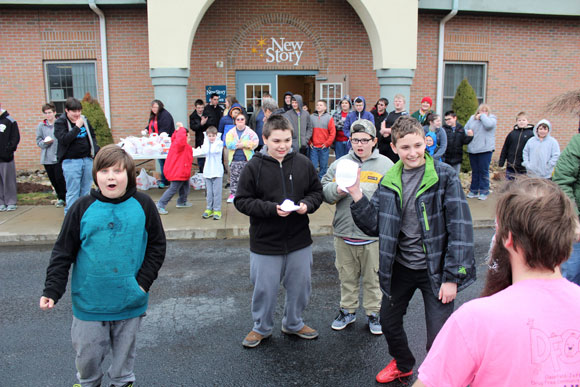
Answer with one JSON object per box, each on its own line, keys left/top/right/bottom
{"left": 213, "top": 210, "right": 222, "bottom": 220}
{"left": 331, "top": 308, "right": 356, "bottom": 330}
{"left": 281, "top": 324, "right": 319, "bottom": 339}
{"left": 225, "top": 182, "right": 230, "bottom": 188}
{"left": 0, "top": 205, "right": 6, "bottom": 212}
{"left": 376, "top": 359, "right": 413, "bottom": 384}
{"left": 466, "top": 191, "right": 478, "bottom": 198}
{"left": 6, "top": 204, "right": 17, "bottom": 211}
{"left": 202, "top": 209, "right": 213, "bottom": 219}
{"left": 157, "top": 206, "right": 168, "bottom": 215}
{"left": 242, "top": 330, "right": 271, "bottom": 348}
{"left": 116, "top": 383, "right": 134, "bottom": 387}
{"left": 158, "top": 182, "right": 166, "bottom": 189}
{"left": 176, "top": 202, "right": 193, "bottom": 208}
{"left": 226, "top": 194, "right": 235, "bottom": 203}
{"left": 55, "top": 199, "right": 65, "bottom": 208}
{"left": 478, "top": 193, "right": 489, "bottom": 201}
{"left": 367, "top": 313, "right": 382, "bottom": 335}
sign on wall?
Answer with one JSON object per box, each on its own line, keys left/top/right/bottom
{"left": 205, "top": 85, "right": 226, "bottom": 103}
{"left": 252, "top": 37, "right": 305, "bottom": 66}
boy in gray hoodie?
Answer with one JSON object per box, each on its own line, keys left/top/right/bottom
{"left": 283, "top": 94, "right": 312, "bottom": 155}
{"left": 522, "top": 119, "right": 560, "bottom": 179}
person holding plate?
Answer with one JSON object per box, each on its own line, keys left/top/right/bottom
{"left": 321, "top": 119, "right": 393, "bottom": 335}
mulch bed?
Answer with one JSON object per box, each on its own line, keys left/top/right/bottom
{"left": 17, "top": 182, "right": 53, "bottom": 194}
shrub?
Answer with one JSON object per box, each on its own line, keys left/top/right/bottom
{"left": 82, "top": 93, "right": 114, "bottom": 147}
{"left": 451, "top": 79, "right": 479, "bottom": 172}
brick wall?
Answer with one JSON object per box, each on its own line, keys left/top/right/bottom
{"left": 1, "top": 4, "right": 578, "bottom": 170}
{"left": 411, "top": 12, "right": 580, "bottom": 157}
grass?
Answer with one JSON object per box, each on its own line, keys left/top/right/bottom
{"left": 17, "top": 192, "right": 57, "bottom": 205}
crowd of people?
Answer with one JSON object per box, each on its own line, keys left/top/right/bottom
{"left": 0, "top": 90, "right": 576, "bottom": 386}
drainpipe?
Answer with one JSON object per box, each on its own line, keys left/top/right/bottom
{"left": 89, "top": 0, "right": 111, "bottom": 126}
{"left": 436, "top": 0, "right": 459, "bottom": 116}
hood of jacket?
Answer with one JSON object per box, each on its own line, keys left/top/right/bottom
{"left": 292, "top": 94, "right": 304, "bottom": 110}
{"left": 339, "top": 95, "right": 352, "bottom": 110}
{"left": 533, "top": 119, "right": 552, "bottom": 138}
{"left": 353, "top": 96, "right": 367, "bottom": 110}
{"left": 229, "top": 103, "right": 243, "bottom": 118}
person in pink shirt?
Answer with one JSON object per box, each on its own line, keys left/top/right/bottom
{"left": 414, "top": 177, "right": 580, "bottom": 387}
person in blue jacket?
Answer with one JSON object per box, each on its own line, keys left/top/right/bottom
{"left": 343, "top": 96, "right": 375, "bottom": 140}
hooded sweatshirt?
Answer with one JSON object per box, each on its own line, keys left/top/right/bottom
{"left": 234, "top": 149, "right": 323, "bottom": 255}
{"left": 283, "top": 94, "right": 313, "bottom": 151}
{"left": 163, "top": 127, "right": 193, "bottom": 181}
{"left": 498, "top": 123, "right": 534, "bottom": 172}
{"left": 343, "top": 96, "right": 375, "bottom": 138}
{"left": 218, "top": 103, "right": 243, "bottom": 141}
{"left": 332, "top": 96, "right": 352, "bottom": 142}
{"left": 0, "top": 109, "right": 20, "bottom": 162}
{"left": 522, "top": 119, "right": 560, "bottom": 179}
{"left": 309, "top": 111, "right": 336, "bottom": 148}
{"left": 465, "top": 113, "right": 497, "bottom": 154}
{"left": 283, "top": 91, "right": 294, "bottom": 112}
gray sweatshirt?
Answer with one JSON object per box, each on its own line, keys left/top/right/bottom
{"left": 522, "top": 119, "right": 561, "bottom": 178}
{"left": 466, "top": 113, "right": 497, "bottom": 154}
{"left": 36, "top": 120, "right": 59, "bottom": 164}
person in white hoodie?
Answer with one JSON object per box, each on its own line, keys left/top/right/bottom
{"left": 522, "top": 119, "right": 560, "bottom": 179}
{"left": 200, "top": 126, "right": 224, "bottom": 220}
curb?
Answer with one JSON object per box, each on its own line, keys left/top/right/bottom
{"left": 0, "top": 221, "right": 493, "bottom": 246}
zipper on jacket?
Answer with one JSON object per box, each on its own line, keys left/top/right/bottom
{"left": 279, "top": 163, "right": 287, "bottom": 198}
{"left": 421, "top": 201, "right": 430, "bottom": 231}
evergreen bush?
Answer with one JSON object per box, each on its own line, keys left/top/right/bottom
{"left": 82, "top": 93, "right": 114, "bottom": 147}
{"left": 451, "top": 79, "right": 479, "bottom": 172}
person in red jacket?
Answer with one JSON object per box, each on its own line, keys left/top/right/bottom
{"left": 156, "top": 123, "right": 193, "bottom": 214}
{"left": 309, "top": 100, "right": 336, "bottom": 179}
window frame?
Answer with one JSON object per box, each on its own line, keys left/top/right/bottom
{"left": 44, "top": 60, "right": 98, "bottom": 113}
{"left": 320, "top": 82, "right": 343, "bottom": 114}
{"left": 442, "top": 61, "right": 487, "bottom": 113}
{"left": 243, "top": 82, "right": 272, "bottom": 115}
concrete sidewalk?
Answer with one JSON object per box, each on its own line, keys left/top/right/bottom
{"left": 0, "top": 187, "right": 495, "bottom": 245}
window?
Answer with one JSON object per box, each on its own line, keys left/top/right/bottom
{"left": 245, "top": 83, "right": 271, "bottom": 115}
{"left": 320, "top": 83, "right": 342, "bottom": 114}
{"left": 443, "top": 62, "right": 487, "bottom": 113}
{"left": 45, "top": 62, "right": 98, "bottom": 114}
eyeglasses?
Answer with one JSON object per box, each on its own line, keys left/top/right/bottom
{"left": 351, "top": 138, "right": 372, "bottom": 144}
{"left": 235, "top": 118, "right": 245, "bottom": 122}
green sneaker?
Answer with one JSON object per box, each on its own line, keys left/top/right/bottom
{"left": 202, "top": 209, "right": 213, "bottom": 219}
{"left": 213, "top": 210, "right": 222, "bottom": 220}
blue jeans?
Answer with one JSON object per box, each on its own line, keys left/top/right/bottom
{"left": 309, "top": 146, "right": 330, "bottom": 180}
{"left": 562, "top": 241, "right": 580, "bottom": 286}
{"left": 334, "top": 141, "right": 349, "bottom": 160}
{"left": 62, "top": 157, "right": 93, "bottom": 214}
{"left": 468, "top": 151, "right": 493, "bottom": 195}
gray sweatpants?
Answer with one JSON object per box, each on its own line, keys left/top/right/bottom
{"left": 158, "top": 179, "right": 190, "bottom": 208}
{"left": 205, "top": 176, "right": 222, "bottom": 211}
{"left": 71, "top": 316, "right": 142, "bottom": 387}
{"left": 250, "top": 245, "right": 313, "bottom": 335}
{"left": 0, "top": 160, "right": 17, "bottom": 206}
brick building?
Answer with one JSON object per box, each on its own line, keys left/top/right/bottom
{"left": 0, "top": 0, "right": 578, "bottom": 169}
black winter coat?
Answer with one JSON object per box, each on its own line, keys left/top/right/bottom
{"left": 234, "top": 150, "right": 323, "bottom": 255}
{"left": 443, "top": 123, "right": 473, "bottom": 166}
{"left": 0, "top": 110, "right": 20, "bottom": 162}
{"left": 498, "top": 125, "right": 534, "bottom": 173}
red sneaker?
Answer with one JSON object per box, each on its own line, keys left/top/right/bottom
{"left": 376, "top": 359, "right": 413, "bottom": 383}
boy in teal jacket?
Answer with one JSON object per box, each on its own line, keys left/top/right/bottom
{"left": 40, "top": 145, "right": 166, "bottom": 387}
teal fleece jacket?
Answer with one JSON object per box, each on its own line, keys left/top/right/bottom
{"left": 42, "top": 187, "right": 166, "bottom": 321}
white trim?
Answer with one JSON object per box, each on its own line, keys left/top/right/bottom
{"left": 242, "top": 82, "right": 272, "bottom": 113}
{"left": 320, "top": 82, "right": 343, "bottom": 114}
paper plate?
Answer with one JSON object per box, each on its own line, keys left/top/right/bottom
{"left": 335, "top": 158, "right": 359, "bottom": 192}
{"left": 280, "top": 199, "right": 301, "bottom": 212}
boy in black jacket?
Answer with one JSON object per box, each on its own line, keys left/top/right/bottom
{"left": 234, "top": 114, "right": 323, "bottom": 348}
{"left": 0, "top": 104, "right": 20, "bottom": 211}
{"left": 442, "top": 110, "right": 473, "bottom": 174}
{"left": 498, "top": 111, "right": 534, "bottom": 180}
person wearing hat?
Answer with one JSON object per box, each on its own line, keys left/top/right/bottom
{"left": 411, "top": 97, "right": 434, "bottom": 126}
{"left": 321, "top": 119, "right": 394, "bottom": 335}
{"left": 332, "top": 95, "right": 353, "bottom": 160}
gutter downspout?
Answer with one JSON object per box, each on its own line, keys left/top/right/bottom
{"left": 89, "top": 0, "right": 111, "bottom": 126}
{"left": 436, "top": 0, "right": 459, "bottom": 116}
